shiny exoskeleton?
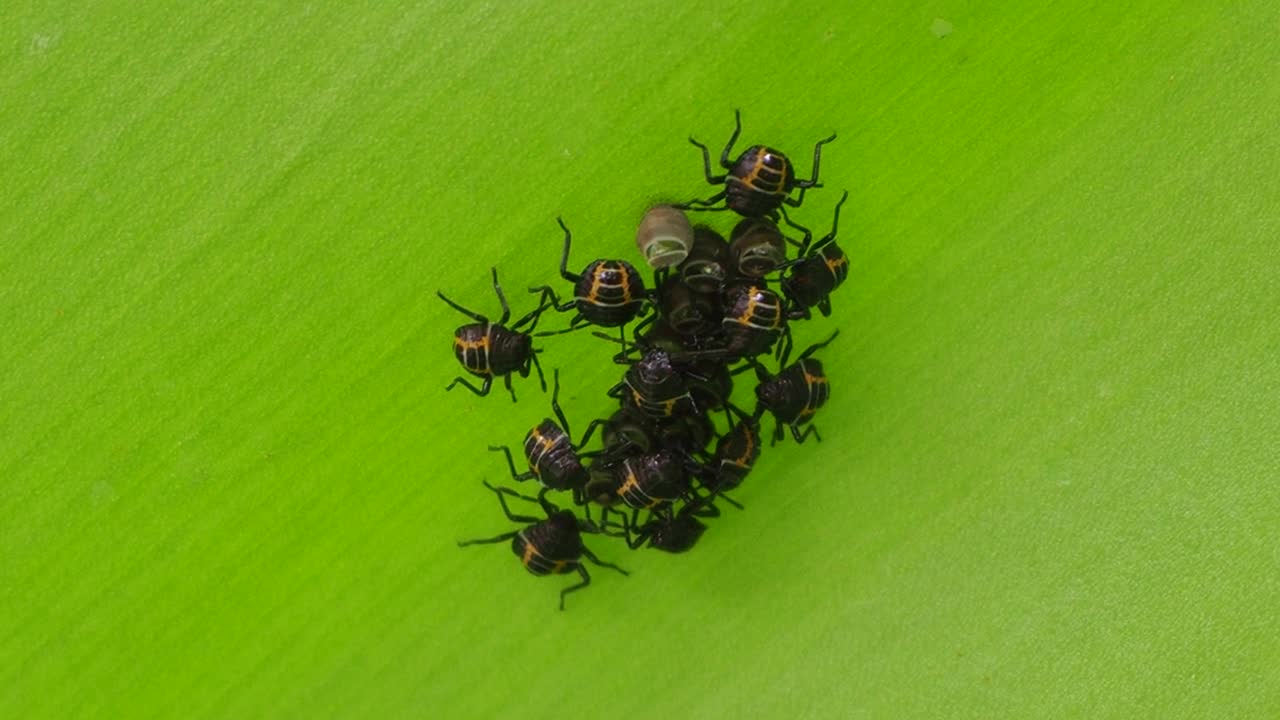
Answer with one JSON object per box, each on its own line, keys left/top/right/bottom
{"left": 457, "top": 481, "right": 628, "bottom": 610}
{"left": 489, "top": 369, "right": 605, "bottom": 502}
{"left": 754, "top": 331, "right": 839, "bottom": 445}
{"left": 720, "top": 283, "right": 792, "bottom": 359}
{"left": 677, "top": 226, "right": 732, "bottom": 294}
{"left": 702, "top": 405, "right": 762, "bottom": 493}
{"left": 592, "top": 449, "right": 694, "bottom": 534}
{"left": 654, "top": 411, "right": 716, "bottom": 457}
{"left": 623, "top": 504, "right": 711, "bottom": 553}
{"left": 682, "top": 109, "right": 836, "bottom": 219}
{"left": 607, "top": 347, "right": 699, "bottom": 419}
{"left": 780, "top": 191, "right": 851, "bottom": 319}
{"left": 655, "top": 274, "right": 719, "bottom": 337}
{"left": 612, "top": 450, "right": 688, "bottom": 511}
{"left": 598, "top": 406, "right": 656, "bottom": 457}
{"left": 728, "top": 217, "right": 789, "bottom": 278}
{"left": 685, "top": 359, "right": 732, "bottom": 411}
{"left": 531, "top": 217, "right": 649, "bottom": 332}
{"left": 440, "top": 267, "right": 548, "bottom": 402}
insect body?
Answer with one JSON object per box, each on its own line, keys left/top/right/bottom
{"left": 607, "top": 348, "right": 699, "bottom": 419}
{"left": 719, "top": 283, "right": 791, "bottom": 360}
{"left": 754, "top": 331, "right": 838, "bottom": 445}
{"left": 531, "top": 218, "right": 649, "bottom": 333}
{"left": 677, "top": 226, "right": 732, "bottom": 294}
{"left": 780, "top": 191, "right": 851, "bottom": 318}
{"left": 613, "top": 451, "right": 687, "bottom": 511}
{"left": 702, "top": 405, "right": 763, "bottom": 493}
{"left": 681, "top": 109, "right": 836, "bottom": 220}
{"left": 457, "top": 482, "right": 627, "bottom": 610}
{"left": 623, "top": 504, "right": 710, "bottom": 553}
{"left": 655, "top": 274, "right": 719, "bottom": 337}
{"left": 440, "top": 267, "right": 548, "bottom": 402}
{"left": 490, "top": 369, "right": 605, "bottom": 502}
{"left": 592, "top": 450, "right": 695, "bottom": 534}
{"left": 728, "top": 217, "right": 789, "bottom": 278}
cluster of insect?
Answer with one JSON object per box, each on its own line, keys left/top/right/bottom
{"left": 444, "top": 111, "right": 850, "bottom": 609}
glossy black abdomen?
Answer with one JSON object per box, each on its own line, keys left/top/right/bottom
{"left": 574, "top": 260, "right": 647, "bottom": 327}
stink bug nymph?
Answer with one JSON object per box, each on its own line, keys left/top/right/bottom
{"left": 754, "top": 330, "right": 839, "bottom": 445}
{"left": 681, "top": 109, "right": 836, "bottom": 220}
{"left": 529, "top": 218, "right": 650, "bottom": 334}
{"left": 457, "top": 481, "right": 628, "bottom": 610}
{"left": 779, "top": 190, "right": 851, "bottom": 319}
{"left": 439, "top": 267, "right": 549, "bottom": 402}
{"left": 489, "top": 369, "right": 606, "bottom": 503}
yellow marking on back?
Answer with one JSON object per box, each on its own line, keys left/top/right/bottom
{"left": 522, "top": 539, "right": 541, "bottom": 567}
{"left": 741, "top": 153, "right": 789, "bottom": 195}
{"left": 825, "top": 254, "right": 848, "bottom": 274}
{"left": 529, "top": 428, "right": 556, "bottom": 452}
{"left": 736, "top": 289, "right": 761, "bottom": 326}
{"left": 453, "top": 335, "right": 491, "bottom": 351}
{"left": 526, "top": 428, "right": 556, "bottom": 472}
{"left": 739, "top": 426, "right": 757, "bottom": 463}
{"left": 586, "top": 266, "right": 603, "bottom": 302}
{"left": 617, "top": 469, "right": 639, "bottom": 496}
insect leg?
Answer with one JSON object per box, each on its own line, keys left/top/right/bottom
{"left": 559, "top": 565, "right": 591, "bottom": 611}
{"left": 446, "top": 376, "right": 492, "bottom": 397}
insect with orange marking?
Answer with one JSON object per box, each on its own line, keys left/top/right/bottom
{"left": 699, "top": 401, "right": 763, "bottom": 495}
{"left": 489, "top": 369, "right": 608, "bottom": 505}
{"left": 718, "top": 282, "right": 795, "bottom": 361}
{"left": 779, "top": 191, "right": 851, "bottom": 319}
{"left": 679, "top": 109, "right": 836, "bottom": 227}
{"left": 529, "top": 217, "right": 650, "bottom": 335}
{"left": 605, "top": 347, "right": 700, "bottom": 420}
{"left": 753, "top": 330, "right": 839, "bottom": 445}
{"left": 439, "top": 267, "right": 549, "bottom": 402}
{"left": 620, "top": 495, "right": 722, "bottom": 554}
{"left": 676, "top": 225, "right": 732, "bottom": 295}
{"left": 457, "top": 481, "right": 627, "bottom": 611}
{"left": 588, "top": 448, "right": 699, "bottom": 536}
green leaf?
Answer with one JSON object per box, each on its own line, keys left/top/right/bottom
{"left": 3, "top": 1, "right": 1277, "bottom": 717}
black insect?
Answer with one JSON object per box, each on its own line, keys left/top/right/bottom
{"left": 530, "top": 217, "right": 649, "bottom": 334}
{"left": 676, "top": 225, "right": 732, "bottom": 295}
{"left": 685, "top": 358, "right": 733, "bottom": 412}
{"left": 597, "top": 406, "right": 658, "bottom": 457}
{"left": 652, "top": 410, "right": 717, "bottom": 458}
{"left": 634, "top": 314, "right": 723, "bottom": 359}
{"left": 719, "top": 282, "right": 794, "bottom": 360}
{"left": 681, "top": 109, "right": 836, "bottom": 220}
{"left": 457, "top": 481, "right": 628, "bottom": 610}
{"left": 489, "top": 369, "right": 605, "bottom": 503}
{"left": 754, "top": 330, "right": 838, "bottom": 445}
{"left": 591, "top": 449, "right": 694, "bottom": 532}
{"left": 620, "top": 499, "right": 717, "bottom": 553}
{"left": 593, "top": 405, "right": 718, "bottom": 471}
{"left": 651, "top": 274, "right": 720, "bottom": 338}
{"left": 728, "top": 216, "right": 790, "bottom": 278}
{"left": 780, "top": 190, "right": 851, "bottom": 319}
{"left": 439, "top": 266, "right": 548, "bottom": 402}
{"left": 607, "top": 347, "right": 698, "bottom": 419}
{"left": 700, "top": 403, "right": 763, "bottom": 493}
